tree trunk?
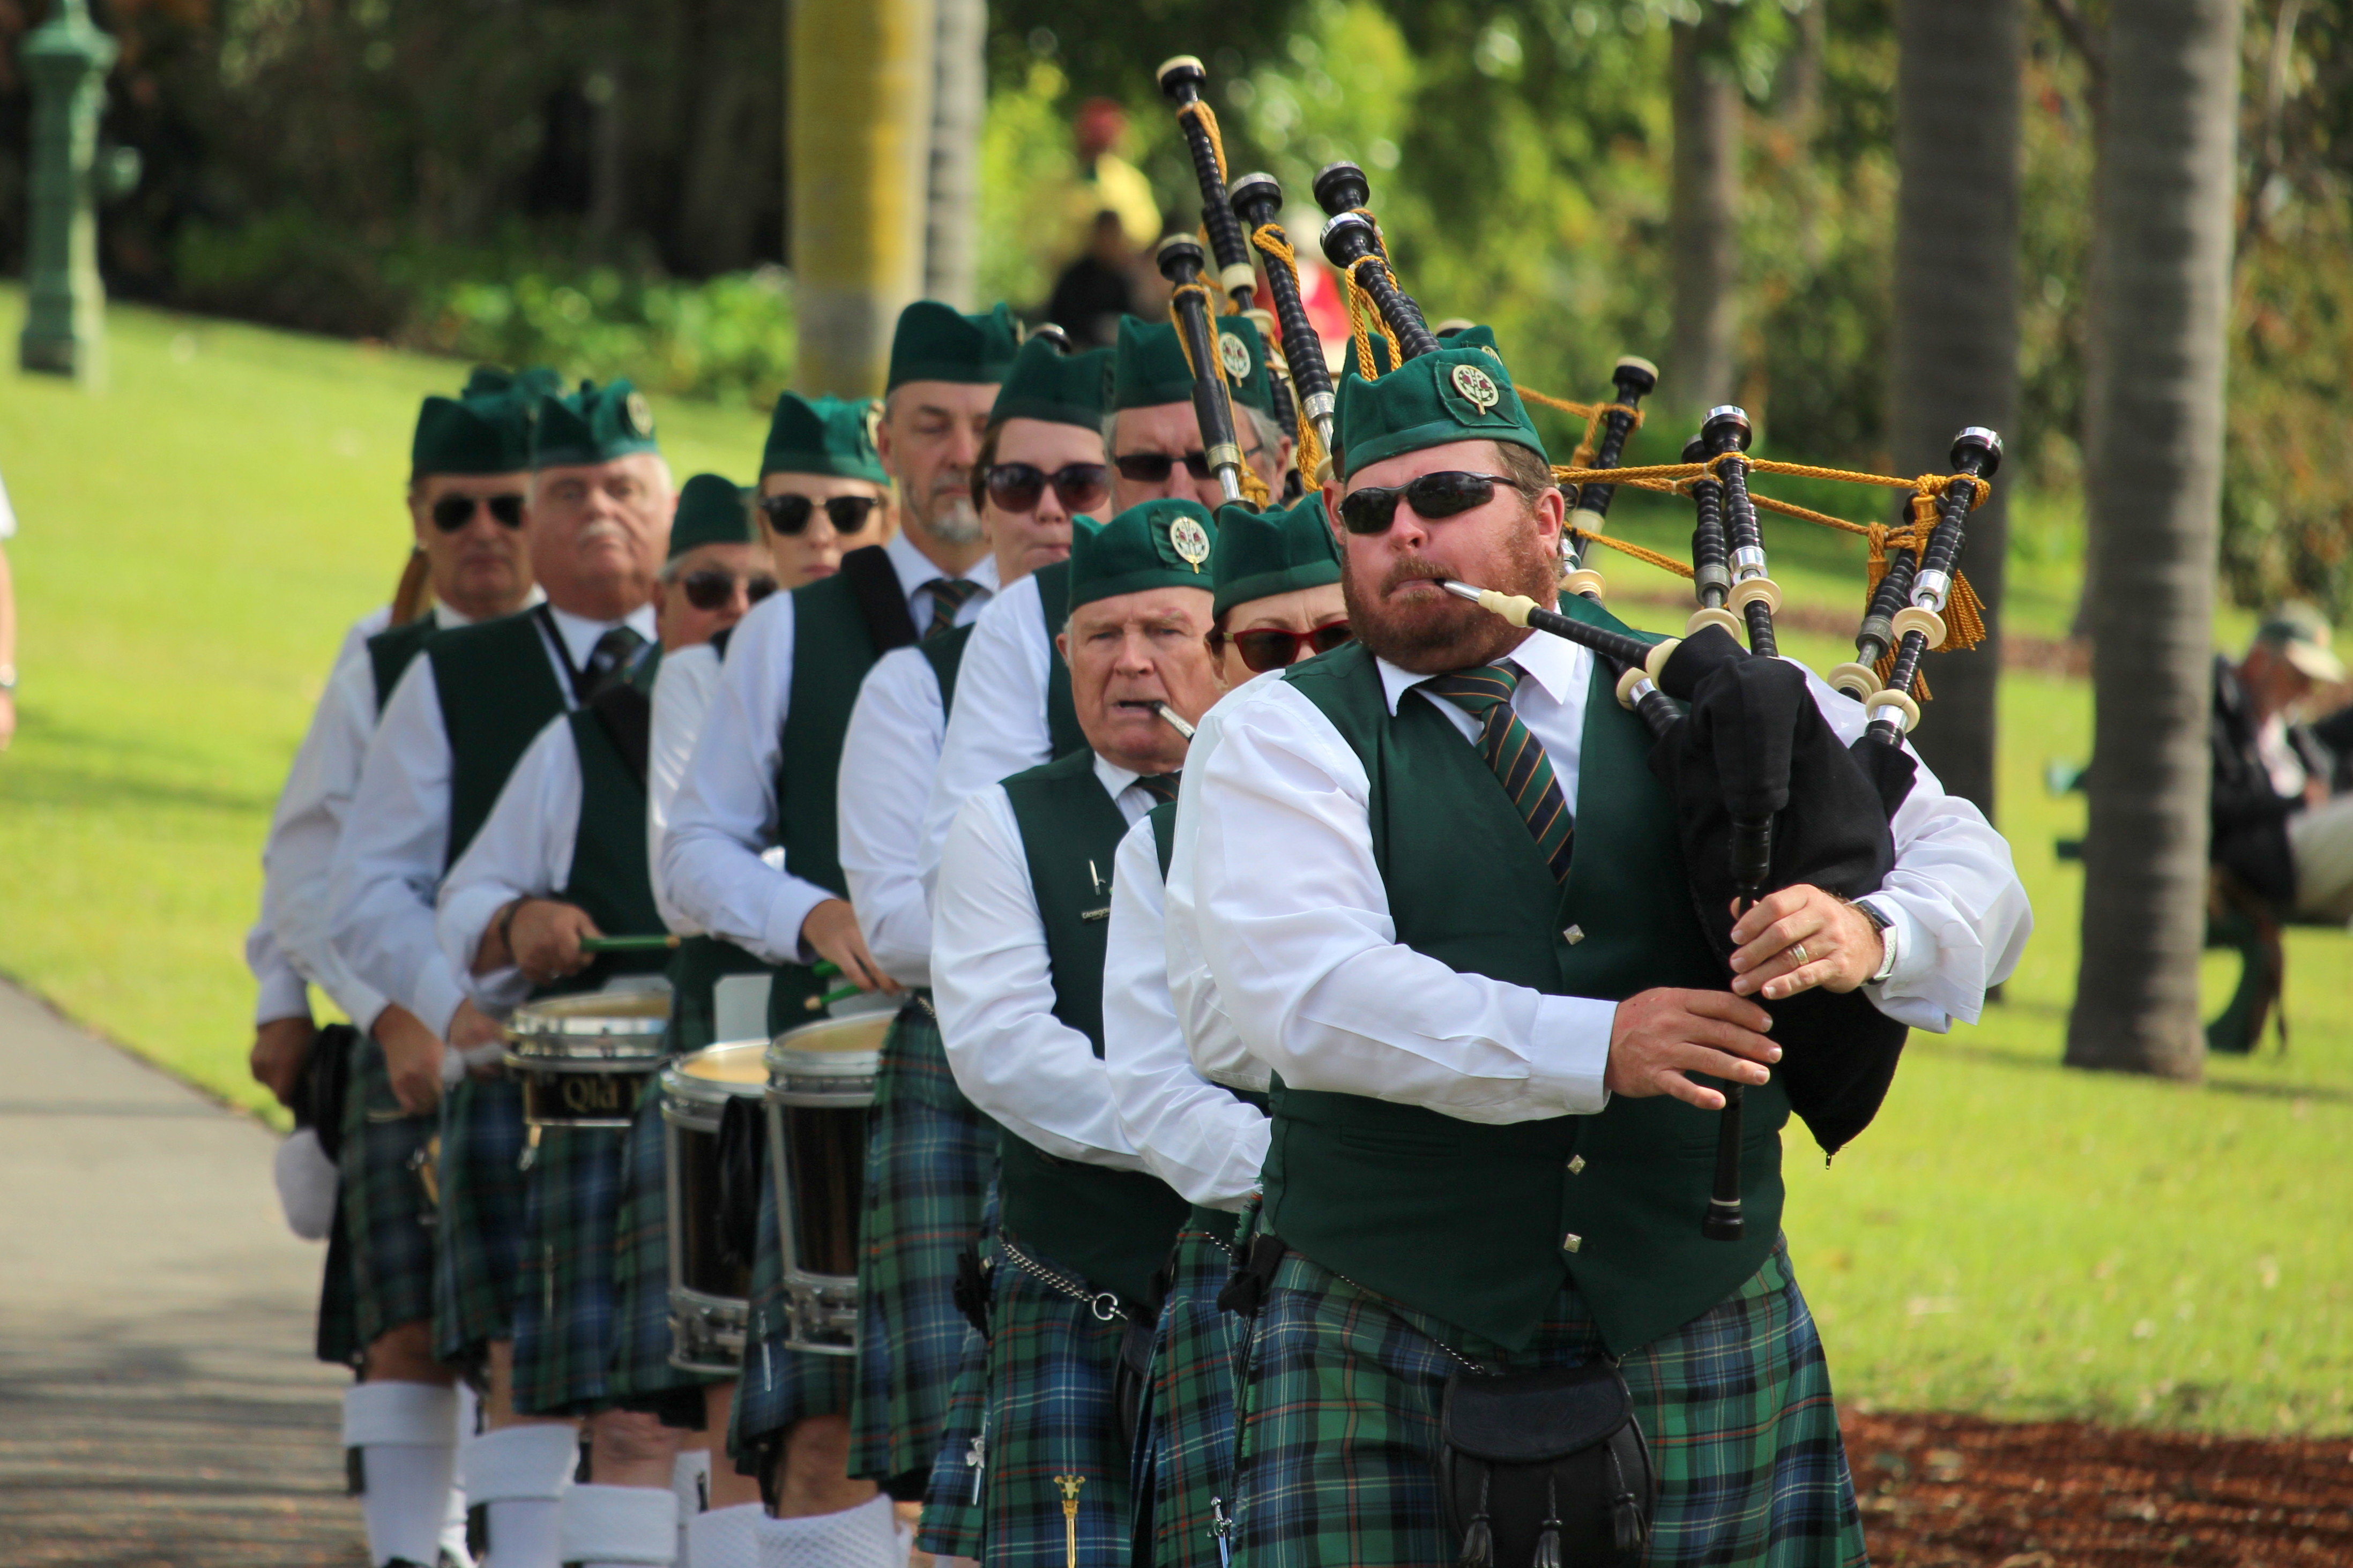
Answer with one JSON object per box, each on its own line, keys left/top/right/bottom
{"left": 1890, "top": 0, "right": 2023, "bottom": 819}
{"left": 1669, "top": 3, "right": 1740, "bottom": 422}
{"left": 2065, "top": 0, "right": 2243, "bottom": 1081}
{"left": 923, "top": 0, "right": 985, "bottom": 308}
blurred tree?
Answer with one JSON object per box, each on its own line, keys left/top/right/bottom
{"left": 1669, "top": 0, "right": 1740, "bottom": 420}
{"left": 2067, "top": 0, "right": 2244, "bottom": 1082}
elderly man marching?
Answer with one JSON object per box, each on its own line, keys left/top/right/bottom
{"left": 926, "top": 499, "right": 1227, "bottom": 1567}
{"left": 920, "top": 315, "right": 1290, "bottom": 868}
{"left": 660, "top": 302, "right": 1017, "bottom": 1565}
{"left": 1099, "top": 490, "right": 1351, "bottom": 1568}
{"left": 250, "top": 369, "right": 546, "bottom": 1568}
{"left": 831, "top": 333, "right": 1110, "bottom": 1513}
{"left": 1185, "top": 345, "right": 2030, "bottom": 1568}
{"left": 332, "top": 378, "right": 673, "bottom": 1568}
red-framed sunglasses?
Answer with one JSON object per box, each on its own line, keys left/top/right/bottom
{"left": 1212, "top": 619, "right": 1353, "bottom": 673}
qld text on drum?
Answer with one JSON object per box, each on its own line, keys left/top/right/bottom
{"left": 661, "top": 1039, "right": 767, "bottom": 1373}
{"left": 763, "top": 1011, "right": 890, "bottom": 1355}
{"left": 503, "top": 990, "right": 672, "bottom": 1129}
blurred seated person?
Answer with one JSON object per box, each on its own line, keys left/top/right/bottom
{"left": 2212, "top": 604, "right": 2353, "bottom": 921}
{"left": 1047, "top": 210, "right": 1143, "bottom": 348}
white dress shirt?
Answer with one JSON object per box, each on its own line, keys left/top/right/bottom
{"left": 661, "top": 533, "right": 997, "bottom": 966}
{"left": 838, "top": 646, "right": 950, "bottom": 986}
{"left": 647, "top": 643, "right": 722, "bottom": 934}
{"left": 1103, "top": 813, "right": 1270, "bottom": 1209}
{"left": 330, "top": 600, "right": 655, "bottom": 1039}
{"left": 436, "top": 714, "right": 591, "bottom": 1018}
{"left": 1190, "top": 629, "right": 2032, "bottom": 1128}
{"left": 919, "top": 571, "right": 1055, "bottom": 888}
{"left": 934, "top": 754, "right": 1160, "bottom": 1169}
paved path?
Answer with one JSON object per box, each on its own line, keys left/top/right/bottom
{"left": 0, "top": 981, "right": 364, "bottom": 1566}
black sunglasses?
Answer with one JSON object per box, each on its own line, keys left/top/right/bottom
{"left": 430, "top": 493, "right": 524, "bottom": 532}
{"left": 1115, "top": 451, "right": 1215, "bottom": 484}
{"left": 758, "top": 493, "right": 880, "bottom": 536}
{"left": 680, "top": 569, "right": 779, "bottom": 611}
{"left": 1214, "top": 619, "right": 1354, "bottom": 673}
{"left": 1337, "top": 472, "right": 1525, "bottom": 536}
{"left": 986, "top": 461, "right": 1111, "bottom": 516}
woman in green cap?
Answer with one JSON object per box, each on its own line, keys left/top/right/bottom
{"left": 754, "top": 392, "right": 898, "bottom": 589}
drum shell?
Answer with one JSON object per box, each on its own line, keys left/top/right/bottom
{"left": 763, "top": 1013, "right": 888, "bottom": 1355}
{"left": 504, "top": 990, "right": 671, "bottom": 1130}
{"left": 661, "top": 1040, "right": 766, "bottom": 1373}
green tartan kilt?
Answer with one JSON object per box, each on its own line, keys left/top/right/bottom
{"left": 511, "top": 1123, "right": 631, "bottom": 1415}
{"left": 603, "top": 1087, "right": 726, "bottom": 1407}
{"left": 846, "top": 997, "right": 997, "bottom": 1484}
{"left": 727, "top": 1134, "right": 855, "bottom": 1459}
{"left": 432, "top": 1075, "right": 528, "bottom": 1365}
{"left": 915, "top": 1320, "right": 992, "bottom": 1558}
{"left": 1231, "top": 1236, "right": 1866, "bottom": 1568}
{"left": 324, "top": 1033, "right": 439, "bottom": 1365}
{"left": 315, "top": 1220, "right": 359, "bottom": 1369}
{"left": 1144, "top": 1211, "right": 1246, "bottom": 1568}
{"left": 944, "top": 1236, "right": 1134, "bottom": 1568}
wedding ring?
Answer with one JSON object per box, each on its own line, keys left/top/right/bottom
{"left": 1789, "top": 943, "right": 1810, "bottom": 968}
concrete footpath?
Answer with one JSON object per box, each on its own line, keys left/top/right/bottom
{"left": 0, "top": 981, "right": 364, "bottom": 1566}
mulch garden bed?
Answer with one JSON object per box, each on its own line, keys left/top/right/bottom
{"left": 1845, "top": 1411, "right": 2352, "bottom": 1566}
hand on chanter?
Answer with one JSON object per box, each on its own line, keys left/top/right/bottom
{"left": 1604, "top": 989, "right": 1778, "bottom": 1111}
{"left": 1725, "top": 885, "right": 1884, "bottom": 1000}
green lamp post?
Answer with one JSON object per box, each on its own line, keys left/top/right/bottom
{"left": 18, "top": 0, "right": 124, "bottom": 384}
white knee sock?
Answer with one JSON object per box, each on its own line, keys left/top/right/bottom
{"left": 459, "top": 1423, "right": 579, "bottom": 1568}
{"left": 560, "top": 1482, "right": 680, "bottom": 1567}
{"left": 686, "top": 1503, "right": 763, "bottom": 1568}
{"left": 671, "top": 1449, "right": 712, "bottom": 1565}
{"left": 754, "top": 1495, "right": 900, "bottom": 1568}
{"left": 344, "top": 1382, "right": 461, "bottom": 1567}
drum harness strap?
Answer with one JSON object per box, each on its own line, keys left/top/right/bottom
{"left": 997, "top": 1235, "right": 1127, "bottom": 1323}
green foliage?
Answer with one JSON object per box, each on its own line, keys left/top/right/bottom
{"left": 978, "top": 62, "right": 1088, "bottom": 312}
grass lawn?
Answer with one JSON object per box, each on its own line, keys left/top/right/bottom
{"left": 1, "top": 293, "right": 2343, "bottom": 1437}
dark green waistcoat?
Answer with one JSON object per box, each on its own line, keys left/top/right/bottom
{"left": 427, "top": 611, "right": 569, "bottom": 869}
{"left": 920, "top": 622, "right": 976, "bottom": 716}
{"left": 368, "top": 615, "right": 438, "bottom": 714}
{"left": 917, "top": 563, "right": 1083, "bottom": 757}
{"left": 533, "top": 709, "right": 670, "bottom": 1000}
{"left": 997, "top": 750, "right": 1189, "bottom": 1306}
{"left": 1271, "top": 600, "right": 1791, "bottom": 1354}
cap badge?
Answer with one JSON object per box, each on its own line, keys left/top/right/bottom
{"left": 1450, "top": 363, "right": 1501, "bottom": 412}
{"left": 1217, "top": 331, "right": 1254, "bottom": 384}
{"left": 624, "top": 391, "right": 655, "bottom": 436}
{"left": 1169, "top": 514, "right": 1212, "bottom": 570}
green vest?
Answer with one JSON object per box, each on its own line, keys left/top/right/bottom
{"left": 996, "top": 749, "right": 1189, "bottom": 1305}
{"left": 426, "top": 610, "right": 570, "bottom": 868}
{"left": 533, "top": 708, "right": 671, "bottom": 999}
{"left": 368, "top": 614, "right": 439, "bottom": 715}
{"left": 1271, "top": 599, "right": 1790, "bottom": 1354}
{"left": 920, "top": 622, "right": 976, "bottom": 716}
{"left": 916, "top": 563, "right": 1083, "bottom": 758}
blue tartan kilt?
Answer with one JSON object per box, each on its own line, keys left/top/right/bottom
{"left": 1231, "top": 1236, "right": 1866, "bottom": 1568}
{"left": 327, "top": 1033, "right": 440, "bottom": 1364}
{"left": 916, "top": 1320, "right": 994, "bottom": 1559}
{"left": 603, "top": 1086, "right": 726, "bottom": 1408}
{"left": 846, "top": 997, "right": 997, "bottom": 1485}
{"left": 432, "top": 1076, "right": 528, "bottom": 1365}
{"left": 1143, "top": 1212, "right": 1246, "bottom": 1568}
{"left": 727, "top": 1137, "right": 854, "bottom": 1460}
{"left": 510, "top": 1123, "right": 631, "bottom": 1415}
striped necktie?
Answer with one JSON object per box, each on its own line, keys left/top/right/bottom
{"left": 1135, "top": 772, "right": 1181, "bottom": 805}
{"left": 583, "top": 625, "right": 647, "bottom": 700}
{"left": 924, "top": 578, "right": 985, "bottom": 639}
{"left": 1421, "top": 663, "right": 1575, "bottom": 884}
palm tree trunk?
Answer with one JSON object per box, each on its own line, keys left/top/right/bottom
{"left": 2065, "top": 0, "right": 2243, "bottom": 1081}
{"left": 1890, "top": 0, "right": 2024, "bottom": 819}
{"left": 1669, "top": 3, "right": 1740, "bottom": 421}
{"left": 923, "top": 0, "right": 985, "bottom": 308}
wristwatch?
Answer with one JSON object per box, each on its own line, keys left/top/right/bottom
{"left": 1852, "top": 898, "right": 1897, "bottom": 983}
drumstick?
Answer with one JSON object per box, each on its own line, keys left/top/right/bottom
{"left": 577, "top": 934, "right": 683, "bottom": 953}
{"left": 1153, "top": 702, "right": 1197, "bottom": 741}
{"left": 803, "top": 982, "right": 865, "bottom": 1013}
{"left": 811, "top": 960, "right": 843, "bottom": 980}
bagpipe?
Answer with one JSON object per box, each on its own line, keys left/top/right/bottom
{"left": 1248, "top": 156, "right": 2002, "bottom": 1237}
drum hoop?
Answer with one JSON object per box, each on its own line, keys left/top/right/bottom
{"left": 764, "top": 1084, "right": 877, "bottom": 1108}
{"left": 504, "top": 1049, "right": 666, "bottom": 1074}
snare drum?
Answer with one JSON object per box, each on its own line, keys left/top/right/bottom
{"left": 764, "top": 1011, "right": 890, "bottom": 1355}
{"left": 503, "top": 991, "right": 672, "bottom": 1129}
{"left": 661, "top": 1039, "right": 767, "bottom": 1372}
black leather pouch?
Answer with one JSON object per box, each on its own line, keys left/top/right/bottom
{"left": 1438, "top": 1361, "right": 1655, "bottom": 1568}
{"left": 1110, "top": 1264, "right": 1171, "bottom": 1451}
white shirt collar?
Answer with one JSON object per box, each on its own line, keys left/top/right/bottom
{"left": 884, "top": 529, "right": 1002, "bottom": 603}
{"left": 1374, "top": 625, "right": 1584, "bottom": 716}
{"left": 431, "top": 583, "right": 545, "bottom": 631}
{"left": 1092, "top": 752, "right": 1143, "bottom": 801}
{"left": 542, "top": 600, "right": 659, "bottom": 666}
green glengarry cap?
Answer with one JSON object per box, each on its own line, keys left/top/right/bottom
{"left": 667, "top": 474, "right": 757, "bottom": 560}
{"left": 1210, "top": 490, "right": 1342, "bottom": 618}
{"left": 888, "top": 300, "right": 1022, "bottom": 391}
{"left": 532, "top": 378, "right": 661, "bottom": 468}
{"left": 1112, "top": 314, "right": 1274, "bottom": 416}
{"left": 1067, "top": 498, "right": 1220, "bottom": 611}
{"left": 411, "top": 364, "right": 556, "bottom": 476}
{"left": 988, "top": 338, "right": 1113, "bottom": 430}
{"left": 1332, "top": 345, "right": 1548, "bottom": 480}
{"left": 761, "top": 392, "right": 888, "bottom": 483}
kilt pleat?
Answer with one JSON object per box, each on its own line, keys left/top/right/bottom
{"left": 432, "top": 1076, "right": 528, "bottom": 1365}
{"left": 1145, "top": 1214, "right": 1245, "bottom": 1568}
{"left": 728, "top": 1134, "right": 854, "bottom": 1456}
{"left": 510, "top": 1123, "right": 630, "bottom": 1415}
{"left": 914, "top": 1321, "right": 992, "bottom": 1559}
{"left": 604, "top": 1087, "right": 725, "bottom": 1404}
{"left": 335, "top": 1033, "right": 439, "bottom": 1359}
{"left": 846, "top": 999, "right": 997, "bottom": 1483}
{"left": 1231, "top": 1236, "right": 1866, "bottom": 1568}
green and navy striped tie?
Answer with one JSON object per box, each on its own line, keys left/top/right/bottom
{"left": 1136, "top": 772, "right": 1182, "bottom": 805}
{"left": 924, "top": 578, "right": 985, "bottom": 639}
{"left": 1423, "top": 663, "right": 1575, "bottom": 883}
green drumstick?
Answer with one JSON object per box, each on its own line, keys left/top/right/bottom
{"left": 804, "top": 982, "right": 863, "bottom": 1012}
{"left": 577, "top": 934, "right": 682, "bottom": 953}
{"left": 811, "top": 960, "right": 843, "bottom": 980}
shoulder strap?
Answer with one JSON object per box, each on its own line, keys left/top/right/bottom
{"left": 587, "top": 680, "right": 653, "bottom": 787}
{"left": 838, "top": 544, "right": 921, "bottom": 654}
{"left": 1149, "top": 801, "right": 1178, "bottom": 880}
{"left": 1033, "top": 560, "right": 1086, "bottom": 757}
{"left": 710, "top": 624, "right": 735, "bottom": 663}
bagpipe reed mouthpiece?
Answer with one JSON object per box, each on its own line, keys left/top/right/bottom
{"left": 1890, "top": 605, "right": 1947, "bottom": 650}
{"left": 1478, "top": 589, "right": 1537, "bottom": 626}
